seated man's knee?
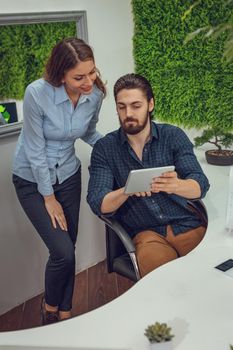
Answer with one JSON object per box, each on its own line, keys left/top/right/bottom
{"left": 134, "top": 231, "right": 178, "bottom": 277}
{"left": 136, "top": 246, "right": 178, "bottom": 277}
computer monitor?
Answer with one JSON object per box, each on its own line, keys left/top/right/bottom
{"left": 0, "top": 102, "right": 18, "bottom": 124}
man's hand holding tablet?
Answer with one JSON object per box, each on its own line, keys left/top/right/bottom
{"left": 124, "top": 165, "right": 175, "bottom": 195}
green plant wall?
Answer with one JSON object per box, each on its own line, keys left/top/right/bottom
{"left": 132, "top": 0, "right": 233, "bottom": 131}
{"left": 0, "top": 22, "right": 76, "bottom": 100}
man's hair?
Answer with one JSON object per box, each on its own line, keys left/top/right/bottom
{"left": 113, "top": 73, "right": 154, "bottom": 118}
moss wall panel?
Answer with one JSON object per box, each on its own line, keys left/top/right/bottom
{"left": 0, "top": 22, "right": 76, "bottom": 99}
{"left": 132, "top": 0, "right": 233, "bottom": 131}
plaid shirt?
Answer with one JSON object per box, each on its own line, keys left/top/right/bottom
{"left": 87, "top": 122, "right": 210, "bottom": 237}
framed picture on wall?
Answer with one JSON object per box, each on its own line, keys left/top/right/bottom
{"left": 0, "top": 11, "right": 88, "bottom": 138}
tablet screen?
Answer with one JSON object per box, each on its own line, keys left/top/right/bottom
{"left": 124, "top": 165, "right": 175, "bottom": 194}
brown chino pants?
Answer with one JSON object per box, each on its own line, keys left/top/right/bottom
{"left": 133, "top": 224, "right": 206, "bottom": 277}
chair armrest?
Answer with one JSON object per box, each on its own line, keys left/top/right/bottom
{"left": 100, "top": 215, "right": 136, "bottom": 253}
{"left": 187, "top": 199, "right": 208, "bottom": 226}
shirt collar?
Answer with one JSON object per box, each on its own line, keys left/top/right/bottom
{"left": 54, "top": 84, "right": 91, "bottom": 105}
{"left": 54, "top": 85, "right": 69, "bottom": 105}
{"left": 119, "top": 121, "right": 159, "bottom": 145}
{"left": 151, "top": 122, "right": 159, "bottom": 140}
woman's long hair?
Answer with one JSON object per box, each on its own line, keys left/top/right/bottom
{"left": 44, "top": 37, "right": 106, "bottom": 96}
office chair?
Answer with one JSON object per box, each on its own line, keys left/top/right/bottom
{"left": 101, "top": 200, "right": 208, "bottom": 283}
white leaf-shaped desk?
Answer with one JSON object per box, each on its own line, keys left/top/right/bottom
{"left": 0, "top": 154, "right": 232, "bottom": 350}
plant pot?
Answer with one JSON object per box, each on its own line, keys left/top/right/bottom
{"left": 149, "top": 341, "right": 173, "bottom": 350}
{"left": 205, "top": 149, "right": 233, "bottom": 166}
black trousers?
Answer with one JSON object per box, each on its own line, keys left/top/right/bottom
{"left": 13, "top": 168, "right": 81, "bottom": 311}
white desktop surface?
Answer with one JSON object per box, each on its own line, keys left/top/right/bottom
{"left": 0, "top": 155, "right": 232, "bottom": 350}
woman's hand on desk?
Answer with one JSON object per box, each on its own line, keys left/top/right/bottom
{"left": 44, "top": 194, "right": 68, "bottom": 231}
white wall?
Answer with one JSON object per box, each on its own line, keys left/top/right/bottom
{"left": 0, "top": 0, "right": 134, "bottom": 315}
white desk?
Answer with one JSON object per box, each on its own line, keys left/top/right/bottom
{"left": 0, "top": 157, "right": 233, "bottom": 350}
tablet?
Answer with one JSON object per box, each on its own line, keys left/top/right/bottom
{"left": 124, "top": 165, "right": 175, "bottom": 194}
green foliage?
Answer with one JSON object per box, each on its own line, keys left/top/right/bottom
{"left": 194, "top": 127, "right": 233, "bottom": 150}
{"left": 0, "top": 22, "right": 76, "bottom": 100}
{"left": 230, "top": 345, "right": 233, "bottom": 350}
{"left": 144, "top": 322, "right": 174, "bottom": 343}
{"left": 132, "top": 0, "right": 233, "bottom": 133}
{"left": 184, "top": 0, "right": 233, "bottom": 62}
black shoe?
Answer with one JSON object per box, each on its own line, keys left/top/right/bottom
{"left": 41, "top": 297, "right": 59, "bottom": 325}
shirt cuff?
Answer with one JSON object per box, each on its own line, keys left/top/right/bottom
{"left": 37, "top": 182, "right": 54, "bottom": 196}
{"left": 87, "top": 188, "right": 112, "bottom": 216}
{"left": 186, "top": 174, "right": 210, "bottom": 198}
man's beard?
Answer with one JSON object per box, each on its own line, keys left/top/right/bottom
{"left": 120, "top": 113, "right": 150, "bottom": 135}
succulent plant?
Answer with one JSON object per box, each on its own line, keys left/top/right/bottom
{"left": 144, "top": 322, "right": 174, "bottom": 343}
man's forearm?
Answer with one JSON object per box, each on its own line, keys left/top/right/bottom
{"left": 175, "top": 178, "right": 201, "bottom": 199}
{"left": 101, "top": 187, "right": 130, "bottom": 214}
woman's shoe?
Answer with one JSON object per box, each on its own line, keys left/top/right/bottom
{"left": 41, "top": 296, "right": 59, "bottom": 325}
{"left": 59, "top": 310, "right": 72, "bottom": 321}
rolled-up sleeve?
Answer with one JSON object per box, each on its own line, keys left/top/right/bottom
{"left": 22, "top": 86, "right": 53, "bottom": 196}
{"left": 87, "top": 140, "right": 114, "bottom": 216}
{"left": 172, "top": 127, "right": 210, "bottom": 198}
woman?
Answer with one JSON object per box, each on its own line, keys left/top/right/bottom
{"left": 12, "top": 38, "right": 106, "bottom": 324}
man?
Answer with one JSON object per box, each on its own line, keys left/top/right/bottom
{"left": 87, "top": 73, "right": 210, "bottom": 277}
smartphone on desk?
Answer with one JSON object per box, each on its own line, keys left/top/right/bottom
{"left": 215, "top": 259, "right": 233, "bottom": 273}
{"left": 215, "top": 259, "right": 233, "bottom": 277}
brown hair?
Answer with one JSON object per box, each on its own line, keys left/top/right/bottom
{"left": 44, "top": 37, "right": 106, "bottom": 96}
{"left": 114, "top": 73, "right": 154, "bottom": 119}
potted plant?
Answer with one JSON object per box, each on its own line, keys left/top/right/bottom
{"left": 194, "top": 127, "right": 233, "bottom": 166}
{"left": 144, "top": 321, "right": 174, "bottom": 350}
{"left": 182, "top": 2, "right": 233, "bottom": 167}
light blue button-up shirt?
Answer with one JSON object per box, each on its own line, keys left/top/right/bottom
{"left": 13, "top": 78, "right": 103, "bottom": 196}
